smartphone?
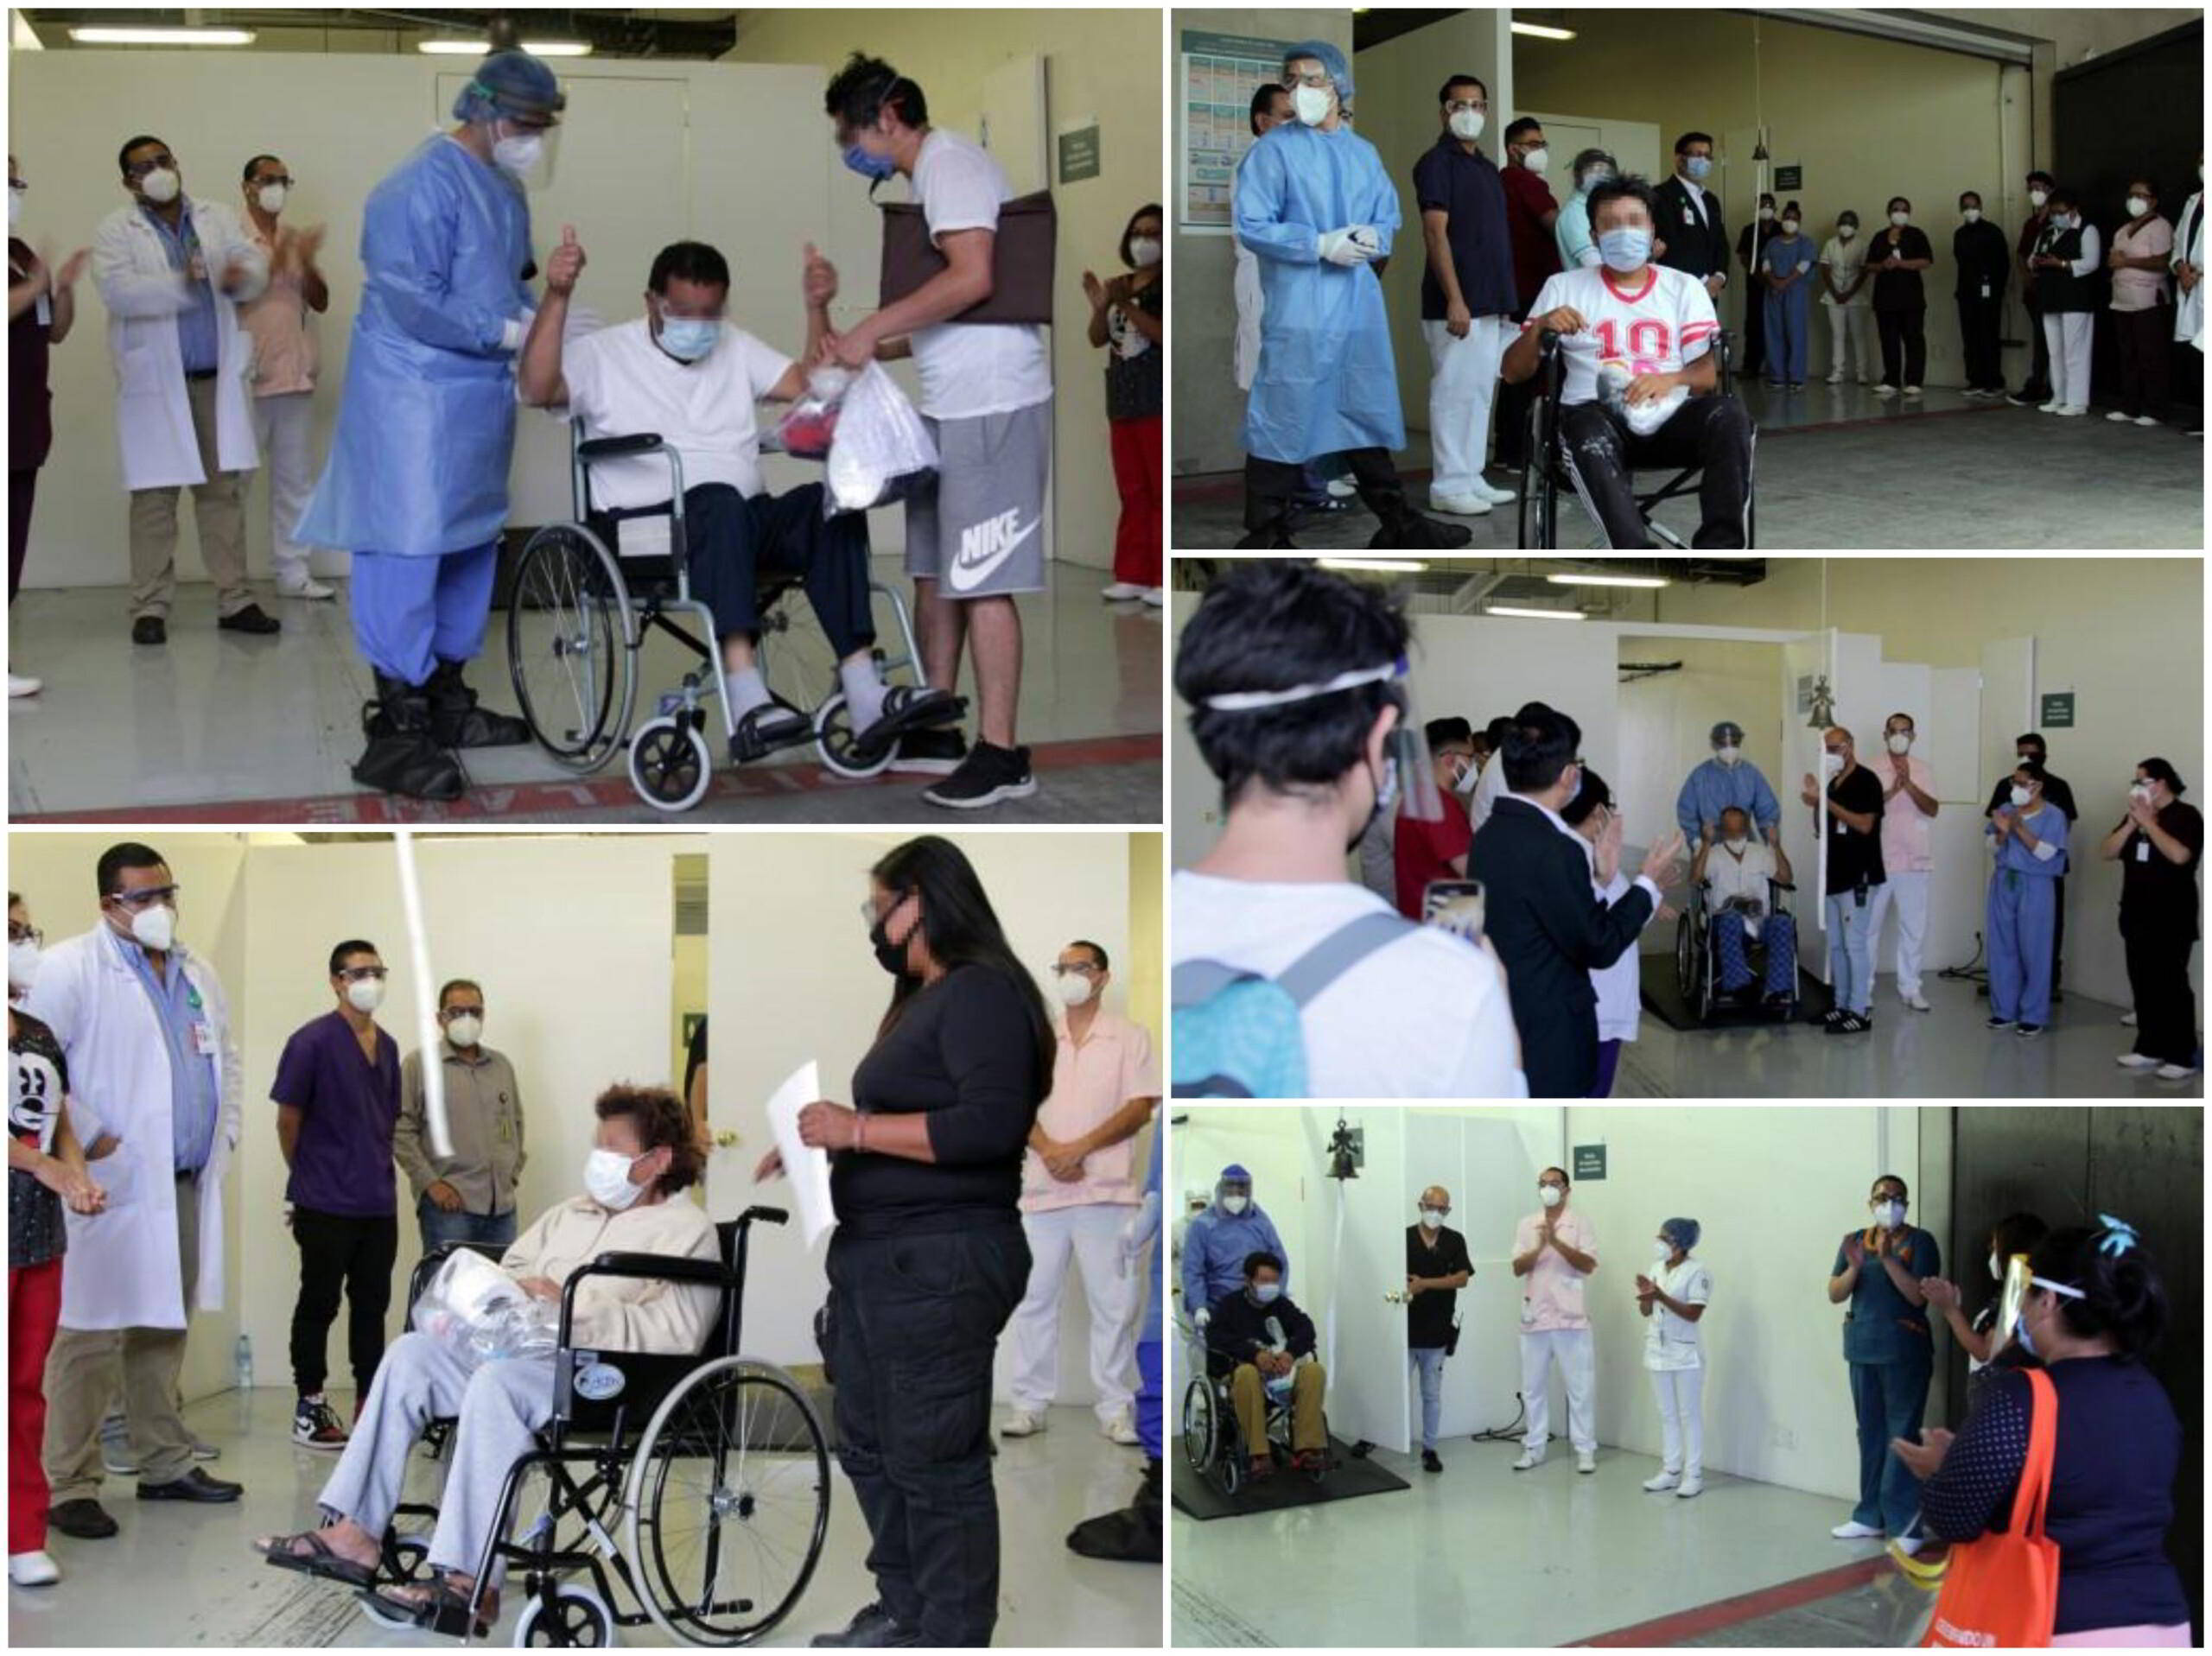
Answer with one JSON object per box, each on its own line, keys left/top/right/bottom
{"left": 1422, "top": 878, "right": 1485, "bottom": 942}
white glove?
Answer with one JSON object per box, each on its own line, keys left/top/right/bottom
{"left": 500, "top": 314, "right": 531, "bottom": 352}
{"left": 1318, "top": 225, "right": 1381, "bottom": 266}
{"left": 1118, "top": 1191, "right": 1161, "bottom": 1278}
{"left": 1193, "top": 1305, "right": 1212, "bottom": 1329}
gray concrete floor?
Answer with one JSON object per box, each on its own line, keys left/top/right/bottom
{"left": 1171, "top": 1433, "right": 1887, "bottom": 1647}
{"left": 9, "top": 559, "right": 1163, "bottom": 824}
{"left": 8, "top": 1391, "right": 1160, "bottom": 1648}
{"left": 1612, "top": 968, "right": 2202, "bottom": 1100}
{"left": 1172, "top": 384, "right": 2204, "bottom": 550}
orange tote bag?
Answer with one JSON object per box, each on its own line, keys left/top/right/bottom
{"left": 1924, "top": 1366, "right": 2061, "bottom": 1648}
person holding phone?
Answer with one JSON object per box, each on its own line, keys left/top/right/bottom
{"left": 1394, "top": 719, "right": 1478, "bottom": 919}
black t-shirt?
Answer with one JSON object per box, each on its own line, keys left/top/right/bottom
{"left": 10, "top": 1009, "right": 69, "bottom": 1269}
{"left": 835, "top": 964, "right": 1046, "bottom": 1240}
{"left": 1869, "top": 224, "right": 1935, "bottom": 310}
{"left": 2118, "top": 801, "right": 2203, "bottom": 925}
{"left": 1104, "top": 276, "right": 1162, "bottom": 423}
{"left": 1824, "top": 765, "right": 1888, "bottom": 893}
{"left": 1406, "top": 1222, "right": 1472, "bottom": 1348}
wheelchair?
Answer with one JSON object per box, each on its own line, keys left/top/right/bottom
{"left": 505, "top": 423, "right": 961, "bottom": 813}
{"left": 1176, "top": 1314, "right": 1329, "bottom": 1498}
{"left": 362, "top": 1205, "right": 831, "bottom": 1646}
{"left": 1675, "top": 871, "right": 1800, "bottom": 1024}
{"left": 1517, "top": 327, "right": 1757, "bottom": 550}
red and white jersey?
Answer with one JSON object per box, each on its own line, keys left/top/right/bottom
{"left": 1522, "top": 263, "right": 1719, "bottom": 407}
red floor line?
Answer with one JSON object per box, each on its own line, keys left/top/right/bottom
{"left": 17, "top": 733, "right": 1162, "bottom": 825}
{"left": 1567, "top": 1554, "right": 1895, "bottom": 1646}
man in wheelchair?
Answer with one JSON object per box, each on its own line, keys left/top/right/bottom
{"left": 518, "top": 233, "right": 956, "bottom": 766}
{"left": 1205, "top": 1251, "right": 1328, "bottom": 1480}
{"left": 1694, "top": 805, "right": 1799, "bottom": 1008}
{"left": 252, "top": 1084, "right": 717, "bottom": 1636}
{"left": 1500, "top": 176, "right": 1753, "bottom": 549}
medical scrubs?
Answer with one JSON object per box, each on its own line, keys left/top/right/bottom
{"left": 1833, "top": 1223, "right": 1939, "bottom": 1536}
{"left": 1986, "top": 802, "right": 2069, "bottom": 1027}
{"left": 1759, "top": 232, "right": 1815, "bottom": 383}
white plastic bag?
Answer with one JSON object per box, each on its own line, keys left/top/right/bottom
{"left": 823, "top": 362, "right": 938, "bottom": 517}
{"left": 412, "top": 1250, "right": 559, "bottom": 1368}
{"left": 773, "top": 365, "right": 851, "bottom": 461}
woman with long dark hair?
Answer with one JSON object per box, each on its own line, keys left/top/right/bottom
{"left": 1084, "top": 202, "right": 1163, "bottom": 606}
{"left": 757, "top": 834, "right": 1052, "bottom": 1648}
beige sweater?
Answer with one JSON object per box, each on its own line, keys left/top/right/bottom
{"left": 500, "top": 1194, "right": 720, "bottom": 1355}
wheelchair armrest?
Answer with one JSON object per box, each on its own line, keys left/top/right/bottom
{"left": 577, "top": 433, "right": 665, "bottom": 462}
{"left": 555, "top": 1250, "right": 741, "bottom": 1351}
{"left": 1768, "top": 879, "right": 1796, "bottom": 893}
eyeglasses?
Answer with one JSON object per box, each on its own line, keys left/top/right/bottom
{"left": 1051, "top": 961, "right": 1103, "bottom": 978}
{"left": 1444, "top": 98, "right": 1486, "bottom": 114}
{"left": 105, "top": 885, "right": 179, "bottom": 909}
{"left": 438, "top": 1005, "right": 484, "bottom": 1020}
{"left": 337, "top": 965, "right": 389, "bottom": 983}
{"left": 123, "top": 154, "right": 177, "bottom": 179}
{"left": 8, "top": 922, "right": 41, "bottom": 947}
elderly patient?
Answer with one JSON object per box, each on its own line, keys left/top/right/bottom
{"left": 253, "top": 1083, "right": 717, "bottom": 1634}
{"left": 1205, "top": 1251, "right": 1328, "bottom": 1479}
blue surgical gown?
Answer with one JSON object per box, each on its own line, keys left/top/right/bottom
{"left": 1180, "top": 1202, "right": 1289, "bottom": 1314}
{"left": 297, "top": 135, "right": 534, "bottom": 558}
{"left": 1236, "top": 122, "right": 1405, "bottom": 462}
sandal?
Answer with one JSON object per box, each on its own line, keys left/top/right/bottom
{"left": 851, "top": 684, "right": 963, "bottom": 757}
{"left": 256, "top": 1528, "right": 378, "bottom": 1587}
{"left": 360, "top": 1579, "right": 496, "bottom": 1639}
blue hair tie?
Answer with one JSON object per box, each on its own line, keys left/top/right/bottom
{"left": 2095, "top": 1213, "right": 2139, "bottom": 1257}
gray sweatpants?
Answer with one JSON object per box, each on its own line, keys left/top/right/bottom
{"left": 315, "top": 1329, "right": 553, "bottom": 1586}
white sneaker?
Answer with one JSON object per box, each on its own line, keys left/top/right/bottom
{"left": 1510, "top": 1450, "right": 1545, "bottom": 1471}
{"left": 1325, "top": 477, "right": 1358, "bottom": 499}
{"left": 2155, "top": 1063, "right": 2198, "bottom": 1081}
{"left": 1470, "top": 479, "right": 1518, "bottom": 504}
{"left": 1101, "top": 1408, "right": 1140, "bottom": 1445}
{"left": 8, "top": 1551, "right": 59, "bottom": 1586}
{"left": 2056, "top": 404, "right": 2088, "bottom": 417}
{"left": 1139, "top": 587, "right": 1165, "bottom": 607}
{"left": 1099, "top": 582, "right": 1146, "bottom": 601}
{"left": 2122, "top": 1011, "right": 2139, "bottom": 1026}
{"left": 1872, "top": 384, "right": 1897, "bottom": 398}
{"left": 1832, "top": 1520, "right": 1884, "bottom": 1539}
{"left": 1903, "top": 385, "right": 1923, "bottom": 398}
{"left": 1826, "top": 371, "right": 1845, "bottom": 384}
{"left": 2135, "top": 416, "right": 2162, "bottom": 428}
{"left": 1576, "top": 1450, "right": 1597, "bottom": 1474}
{"left": 1676, "top": 1476, "right": 1704, "bottom": 1498}
{"left": 2106, "top": 409, "right": 2136, "bottom": 422}
{"left": 1429, "top": 492, "right": 1493, "bottom": 517}
{"left": 1641, "top": 1470, "right": 1680, "bottom": 1492}
{"left": 1903, "top": 993, "right": 1931, "bottom": 1012}
{"left": 2117, "top": 1052, "right": 2161, "bottom": 1069}
{"left": 1000, "top": 1409, "right": 1046, "bottom": 1437}
{"left": 2038, "top": 399, "right": 2063, "bottom": 413}
{"left": 276, "top": 575, "right": 336, "bottom": 600}
{"left": 8, "top": 672, "right": 40, "bottom": 697}
{"left": 1895, "top": 1537, "right": 1924, "bottom": 1557}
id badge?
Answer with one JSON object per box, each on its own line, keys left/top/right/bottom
{"left": 34, "top": 293, "right": 51, "bottom": 327}
{"left": 192, "top": 1021, "right": 217, "bottom": 1056}
{"left": 2137, "top": 840, "right": 2152, "bottom": 863}
{"left": 1834, "top": 817, "right": 1849, "bottom": 836}
{"left": 1980, "top": 282, "right": 1991, "bottom": 300}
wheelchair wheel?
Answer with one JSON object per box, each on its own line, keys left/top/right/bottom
{"left": 811, "top": 693, "right": 898, "bottom": 781}
{"left": 623, "top": 1356, "right": 831, "bottom": 1647}
{"left": 628, "top": 714, "right": 713, "bottom": 814}
{"left": 1180, "top": 1376, "right": 1217, "bottom": 1475}
{"left": 513, "top": 1583, "right": 613, "bottom": 1647}
{"left": 1674, "top": 909, "right": 1698, "bottom": 1003}
{"left": 508, "top": 523, "right": 635, "bottom": 775}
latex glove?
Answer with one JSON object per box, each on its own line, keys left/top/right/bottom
{"left": 1193, "top": 1305, "right": 1212, "bottom": 1329}
{"left": 1118, "top": 1191, "right": 1161, "bottom": 1277}
{"left": 1318, "top": 225, "right": 1380, "bottom": 266}
{"left": 500, "top": 314, "right": 531, "bottom": 352}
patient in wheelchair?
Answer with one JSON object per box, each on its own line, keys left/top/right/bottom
{"left": 518, "top": 235, "right": 955, "bottom": 765}
{"left": 1205, "top": 1251, "right": 1328, "bottom": 1479}
{"left": 1501, "top": 176, "right": 1753, "bottom": 549}
{"left": 253, "top": 1084, "right": 717, "bottom": 1635}
{"left": 1696, "top": 806, "right": 1799, "bottom": 1005}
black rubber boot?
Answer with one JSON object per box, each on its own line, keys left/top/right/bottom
{"left": 353, "top": 675, "right": 466, "bottom": 802}
{"left": 1234, "top": 456, "right": 1304, "bottom": 549}
{"left": 1065, "top": 1458, "right": 1163, "bottom": 1562}
{"left": 426, "top": 658, "right": 531, "bottom": 749}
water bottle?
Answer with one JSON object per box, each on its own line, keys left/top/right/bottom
{"left": 235, "top": 1333, "right": 253, "bottom": 1390}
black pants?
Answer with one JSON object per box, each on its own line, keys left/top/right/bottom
{"left": 1956, "top": 295, "right": 2005, "bottom": 390}
{"left": 2113, "top": 306, "right": 2174, "bottom": 421}
{"left": 1556, "top": 397, "right": 1752, "bottom": 549}
{"left": 1875, "top": 307, "right": 1927, "bottom": 389}
{"left": 680, "top": 482, "right": 874, "bottom": 659}
{"left": 9, "top": 467, "right": 35, "bottom": 602}
{"left": 1244, "top": 448, "right": 1408, "bottom": 537}
{"left": 2020, "top": 289, "right": 2052, "bottom": 399}
{"left": 2123, "top": 909, "right": 2200, "bottom": 1066}
{"left": 823, "top": 1221, "right": 1030, "bottom": 1646}
{"left": 290, "top": 1206, "right": 398, "bottom": 1399}
{"left": 1493, "top": 305, "right": 1535, "bottom": 466}
{"left": 1742, "top": 279, "right": 1768, "bottom": 377}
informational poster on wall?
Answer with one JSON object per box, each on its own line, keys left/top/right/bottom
{"left": 1180, "top": 28, "right": 1301, "bottom": 234}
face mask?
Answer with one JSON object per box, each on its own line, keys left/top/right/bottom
{"left": 1872, "top": 1199, "right": 1904, "bottom": 1229}
{"left": 658, "top": 316, "right": 721, "bottom": 363}
{"left": 1598, "top": 226, "right": 1651, "bottom": 273}
{"left": 1887, "top": 733, "right": 1912, "bottom": 755}
{"left": 9, "top": 938, "right": 41, "bottom": 993}
{"left": 1822, "top": 752, "right": 1845, "bottom": 776}
{"left": 139, "top": 168, "right": 181, "bottom": 206}
{"left": 8, "top": 187, "right": 22, "bottom": 230}
{"left": 1448, "top": 109, "right": 1484, "bottom": 142}
{"left": 584, "top": 1146, "right": 645, "bottom": 1210}
{"left": 123, "top": 902, "right": 176, "bottom": 953}
{"left": 1419, "top": 1206, "right": 1445, "bottom": 1228}
{"left": 1782, "top": 219, "right": 1800, "bottom": 234}
{"left": 842, "top": 142, "right": 897, "bottom": 181}
{"left": 2009, "top": 786, "right": 2032, "bottom": 809}
{"left": 2130, "top": 782, "right": 2155, "bottom": 803}
{"left": 1253, "top": 1281, "right": 1282, "bottom": 1304}
{"left": 1651, "top": 1239, "right": 1674, "bottom": 1261}
{"left": 2014, "top": 1304, "right": 2039, "bottom": 1358}
{"left": 493, "top": 132, "right": 544, "bottom": 177}
{"left": 1522, "top": 146, "right": 1548, "bottom": 173}
{"left": 1715, "top": 744, "right": 1742, "bottom": 767}
{"left": 2127, "top": 196, "right": 2150, "bottom": 218}
{"left": 1129, "top": 237, "right": 1161, "bottom": 268}
{"left": 257, "top": 184, "right": 287, "bottom": 215}
{"left": 1684, "top": 155, "right": 1712, "bottom": 181}
{"left": 1539, "top": 1185, "right": 1563, "bottom": 1209}
{"left": 2016, "top": 752, "right": 2038, "bottom": 767}
{"left": 1988, "top": 1252, "right": 2003, "bottom": 1283}
{"left": 1838, "top": 224, "right": 1858, "bottom": 240}
{"left": 2028, "top": 188, "right": 2049, "bottom": 209}
{"left": 869, "top": 905, "right": 914, "bottom": 977}
{"left": 445, "top": 1013, "right": 483, "bottom": 1048}
{"left": 1055, "top": 972, "right": 1095, "bottom": 1008}
{"left": 1758, "top": 206, "right": 1775, "bottom": 221}
{"left": 1222, "top": 1194, "right": 1249, "bottom": 1215}
{"left": 1889, "top": 211, "right": 1910, "bottom": 227}
{"left": 1292, "top": 85, "right": 1333, "bottom": 127}
{"left": 346, "top": 976, "right": 385, "bottom": 1014}
{"left": 1961, "top": 207, "right": 1981, "bottom": 224}
{"left": 1723, "top": 835, "right": 1748, "bottom": 851}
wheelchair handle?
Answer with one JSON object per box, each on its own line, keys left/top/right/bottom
{"left": 738, "top": 1205, "right": 790, "bottom": 1228}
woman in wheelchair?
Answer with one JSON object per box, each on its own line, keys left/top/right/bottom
{"left": 1205, "top": 1252, "right": 1328, "bottom": 1480}
{"left": 1694, "top": 805, "right": 1799, "bottom": 1008}
{"left": 253, "top": 1083, "right": 716, "bottom": 1636}
{"left": 1500, "top": 174, "right": 1753, "bottom": 549}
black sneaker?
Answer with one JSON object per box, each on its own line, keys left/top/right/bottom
{"left": 293, "top": 1393, "right": 349, "bottom": 1450}
{"left": 1825, "top": 1012, "right": 1871, "bottom": 1035}
{"left": 922, "top": 740, "right": 1037, "bottom": 809}
{"left": 1421, "top": 1449, "right": 1443, "bottom": 1474}
{"left": 810, "top": 1602, "right": 923, "bottom": 1647}
{"left": 217, "top": 602, "right": 281, "bottom": 635}
{"left": 2015, "top": 1023, "right": 2044, "bottom": 1039}
{"left": 2004, "top": 390, "right": 2044, "bottom": 407}
{"left": 131, "top": 615, "right": 167, "bottom": 646}
{"left": 888, "top": 726, "right": 967, "bottom": 777}
{"left": 1985, "top": 1015, "right": 2015, "bottom": 1031}
{"left": 1821, "top": 1007, "right": 1846, "bottom": 1025}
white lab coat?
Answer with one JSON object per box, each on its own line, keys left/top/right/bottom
{"left": 2174, "top": 189, "right": 2203, "bottom": 346}
{"left": 22, "top": 927, "right": 242, "bottom": 1331}
{"left": 92, "top": 194, "right": 267, "bottom": 492}
{"left": 1230, "top": 167, "right": 1262, "bottom": 392}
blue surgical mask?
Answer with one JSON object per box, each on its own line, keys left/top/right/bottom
{"left": 842, "top": 143, "right": 896, "bottom": 181}
{"left": 658, "top": 315, "right": 720, "bottom": 363}
{"left": 2014, "top": 1309, "right": 2038, "bottom": 1357}
{"left": 1598, "top": 227, "right": 1652, "bottom": 272}
{"left": 1684, "top": 155, "right": 1713, "bottom": 181}
{"left": 1253, "top": 1282, "right": 1282, "bottom": 1304}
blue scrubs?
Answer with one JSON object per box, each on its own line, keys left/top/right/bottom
{"left": 1986, "top": 802, "right": 2069, "bottom": 1025}
{"left": 1136, "top": 1127, "right": 1162, "bottom": 1460}
{"left": 1179, "top": 1200, "right": 1288, "bottom": 1313}
{"left": 1675, "top": 757, "right": 1782, "bottom": 847}
{"left": 1759, "top": 232, "right": 1815, "bottom": 383}
{"left": 1236, "top": 122, "right": 1404, "bottom": 462}
{"left": 1834, "top": 1224, "right": 1940, "bottom": 1536}
{"left": 296, "top": 135, "right": 533, "bottom": 682}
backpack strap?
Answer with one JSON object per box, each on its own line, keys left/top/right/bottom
{"left": 1171, "top": 959, "right": 1254, "bottom": 1009}
{"left": 1276, "top": 911, "right": 1419, "bottom": 1007}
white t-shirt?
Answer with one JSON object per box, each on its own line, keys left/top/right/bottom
{"left": 561, "top": 319, "right": 791, "bottom": 511}
{"left": 1171, "top": 870, "right": 1528, "bottom": 1100}
{"left": 1590, "top": 869, "right": 1642, "bottom": 1045}
{"left": 906, "top": 130, "right": 1052, "bottom": 421}
{"left": 1704, "top": 839, "right": 1778, "bottom": 912}
{"left": 1643, "top": 1256, "right": 1712, "bottom": 1371}
{"left": 1522, "top": 263, "right": 1719, "bottom": 412}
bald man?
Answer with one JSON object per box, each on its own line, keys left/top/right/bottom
{"left": 1800, "top": 726, "right": 1888, "bottom": 1032}
{"left": 1406, "top": 1185, "right": 1473, "bottom": 1471}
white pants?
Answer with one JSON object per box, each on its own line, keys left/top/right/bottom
{"left": 1007, "top": 1203, "right": 1139, "bottom": 1419}
{"left": 1520, "top": 1327, "right": 1595, "bottom": 1454}
{"left": 251, "top": 390, "right": 321, "bottom": 585}
{"left": 1827, "top": 304, "right": 1874, "bottom": 379}
{"left": 1648, "top": 1365, "right": 1705, "bottom": 1478}
{"left": 1422, "top": 316, "right": 1514, "bottom": 498}
{"left": 1869, "top": 867, "right": 1930, "bottom": 999}
{"left": 2044, "top": 312, "right": 2094, "bottom": 408}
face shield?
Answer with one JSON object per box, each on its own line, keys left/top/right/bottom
{"left": 1985, "top": 1252, "right": 2036, "bottom": 1360}
{"left": 1198, "top": 656, "right": 1445, "bottom": 823}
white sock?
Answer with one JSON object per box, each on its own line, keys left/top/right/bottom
{"left": 722, "top": 668, "right": 772, "bottom": 720}
{"left": 839, "top": 657, "right": 889, "bottom": 730}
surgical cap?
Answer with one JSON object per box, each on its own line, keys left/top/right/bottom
{"left": 1710, "top": 721, "right": 1744, "bottom": 746}
{"left": 1282, "top": 39, "right": 1354, "bottom": 103}
{"left": 1662, "top": 1216, "right": 1701, "bottom": 1250}
{"left": 453, "top": 48, "right": 568, "bottom": 124}
{"left": 1219, "top": 1164, "right": 1252, "bottom": 1185}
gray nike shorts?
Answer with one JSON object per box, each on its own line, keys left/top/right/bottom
{"left": 904, "top": 398, "right": 1052, "bottom": 599}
